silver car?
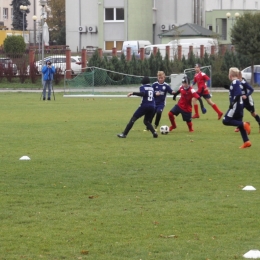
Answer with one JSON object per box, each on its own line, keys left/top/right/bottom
{"left": 0, "top": 58, "right": 18, "bottom": 75}
{"left": 241, "top": 65, "right": 260, "bottom": 82}
{"left": 28, "top": 55, "right": 82, "bottom": 75}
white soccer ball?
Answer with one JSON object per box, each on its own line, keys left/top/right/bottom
{"left": 160, "top": 125, "right": 169, "bottom": 134}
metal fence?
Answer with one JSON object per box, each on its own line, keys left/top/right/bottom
{"left": 0, "top": 46, "right": 67, "bottom": 83}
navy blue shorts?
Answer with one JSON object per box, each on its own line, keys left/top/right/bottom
{"left": 244, "top": 99, "right": 255, "bottom": 113}
{"left": 133, "top": 106, "right": 155, "bottom": 121}
{"left": 155, "top": 104, "right": 165, "bottom": 113}
{"left": 170, "top": 105, "right": 192, "bottom": 122}
{"left": 201, "top": 93, "right": 211, "bottom": 99}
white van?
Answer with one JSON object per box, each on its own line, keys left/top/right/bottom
{"left": 122, "top": 40, "right": 151, "bottom": 58}
{"left": 144, "top": 44, "right": 176, "bottom": 60}
{"left": 144, "top": 38, "right": 218, "bottom": 60}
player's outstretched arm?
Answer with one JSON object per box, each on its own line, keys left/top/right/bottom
{"left": 172, "top": 90, "right": 180, "bottom": 101}
{"left": 129, "top": 92, "right": 145, "bottom": 97}
{"left": 223, "top": 84, "right": 230, "bottom": 90}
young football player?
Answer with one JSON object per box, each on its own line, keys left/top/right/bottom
{"left": 222, "top": 67, "right": 251, "bottom": 149}
{"left": 192, "top": 63, "right": 223, "bottom": 120}
{"left": 168, "top": 76, "right": 206, "bottom": 132}
{"left": 117, "top": 76, "right": 158, "bottom": 138}
{"left": 145, "top": 71, "right": 174, "bottom": 131}
{"left": 233, "top": 72, "right": 260, "bottom": 133}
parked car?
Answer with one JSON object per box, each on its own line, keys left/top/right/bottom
{"left": 28, "top": 55, "right": 82, "bottom": 75}
{"left": 0, "top": 57, "right": 18, "bottom": 75}
{"left": 122, "top": 40, "right": 151, "bottom": 58}
{"left": 241, "top": 65, "right": 260, "bottom": 82}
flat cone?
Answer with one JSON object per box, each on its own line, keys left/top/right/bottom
{"left": 19, "top": 156, "right": 31, "bottom": 160}
{"left": 242, "top": 185, "right": 256, "bottom": 191}
{"left": 243, "top": 250, "right": 260, "bottom": 258}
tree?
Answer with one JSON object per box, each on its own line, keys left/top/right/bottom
{"left": 47, "top": 0, "right": 65, "bottom": 45}
{"left": 230, "top": 12, "right": 260, "bottom": 83}
{"left": 11, "top": 0, "right": 31, "bottom": 30}
{"left": 3, "top": 35, "right": 26, "bottom": 54}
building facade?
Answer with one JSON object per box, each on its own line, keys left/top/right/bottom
{"left": 0, "top": 0, "right": 43, "bottom": 31}
{"left": 65, "top": 0, "right": 260, "bottom": 52}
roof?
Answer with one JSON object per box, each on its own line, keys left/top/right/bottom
{"left": 158, "top": 23, "right": 216, "bottom": 38}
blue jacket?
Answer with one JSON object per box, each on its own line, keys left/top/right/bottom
{"left": 42, "top": 65, "right": 55, "bottom": 81}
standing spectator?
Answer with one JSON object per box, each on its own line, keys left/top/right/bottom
{"left": 42, "top": 60, "right": 55, "bottom": 101}
{"left": 222, "top": 67, "right": 251, "bottom": 149}
{"left": 192, "top": 63, "right": 223, "bottom": 119}
{"left": 168, "top": 76, "right": 206, "bottom": 132}
{"left": 117, "top": 76, "right": 158, "bottom": 138}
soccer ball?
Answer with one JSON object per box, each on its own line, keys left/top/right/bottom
{"left": 160, "top": 125, "right": 169, "bottom": 134}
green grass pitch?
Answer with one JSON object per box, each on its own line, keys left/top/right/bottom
{"left": 1, "top": 92, "right": 260, "bottom": 260}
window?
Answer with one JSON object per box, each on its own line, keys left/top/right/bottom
{"left": 105, "top": 8, "right": 124, "bottom": 21}
{"left": 105, "top": 8, "right": 114, "bottom": 20}
{"left": 105, "top": 41, "right": 114, "bottom": 50}
{"left": 256, "top": 1, "right": 258, "bottom": 9}
{"left": 105, "top": 41, "right": 123, "bottom": 51}
{"left": 11, "top": 8, "right": 13, "bottom": 20}
{"left": 3, "top": 8, "right": 8, "bottom": 20}
{"left": 208, "top": 25, "right": 212, "bottom": 31}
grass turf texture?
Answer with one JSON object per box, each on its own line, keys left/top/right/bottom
{"left": 1, "top": 92, "right": 260, "bottom": 260}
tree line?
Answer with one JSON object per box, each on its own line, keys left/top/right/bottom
{"left": 88, "top": 48, "right": 260, "bottom": 87}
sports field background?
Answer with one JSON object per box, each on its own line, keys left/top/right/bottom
{"left": 1, "top": 92, "right": 260, "bottom": 259}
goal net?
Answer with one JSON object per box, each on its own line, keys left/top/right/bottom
{"left": 184, "top": 65, "right": 212, "bottom": 90}
{"left": 63, "top": 66, "right": 211, "bottom": 97}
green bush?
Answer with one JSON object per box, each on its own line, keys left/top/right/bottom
{"left": 212, "top": 71, "right": 230, "bottom": 87}
{"left": 3, "top": 35, "right": 26, "bottom": 54}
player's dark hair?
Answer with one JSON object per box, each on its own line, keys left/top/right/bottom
{"left": 141, "top": 76, "right": 150, "bottom": 85}
{"left": 182, "top": 76, "right": 190, "bottom": 84}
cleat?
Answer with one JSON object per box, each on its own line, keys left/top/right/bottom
{"left": 169, "top": 125, "right": 176, "bottom": 132}
{"left": 234, "top": 128, "right": 240, "bottom": 132}
{"left": 143, "top": 129, "right": 149, "bottom": 132}
{"left": 239, "top": 141, "right": 251, "bottom": 149}
{"left": 201, "top": 107, "right": 207, "bottom": 114}
{"left": 189, "top": 129, "right": 194, "bottom": 132}
{"left": 117, "top": 133, "right": 126, "bottom": 138}
{"left": 243, "top": 122, "right": 251, "bottom": 135}
{"left": 153, "top": 132, "right": 158, "bottom": 138}
{"left": 192, "top": 114, "right": 199, "bottom": 119}
{"left": 154, "top": 125, "right": 158, "bottom": 131}
{"left": 218, "top": 112, "right": 223, "bottom": 120}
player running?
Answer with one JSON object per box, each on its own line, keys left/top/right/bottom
{"left": 222, "top": 67, "right": 251, "bottom": 149}
{"left": 234, "top": 72, "right": 260, "bottom": 133}
{"left": 117, "top": 76, "right": 158, "bottom": 138}
{"left": 192, "top": 63, "right": 223, "bottom": 120}
{"left": 168, "top": 76, "right": 206, "bottom": 132}
{"left": 145, "top": 71, "right": 174, "bottom": 131}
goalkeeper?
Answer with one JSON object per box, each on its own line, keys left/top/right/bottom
{"left": 168, "top": 76, "right": 206, "bottom": 132}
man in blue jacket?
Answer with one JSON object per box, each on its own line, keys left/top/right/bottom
{"left": 42, "top": 60, "right": 55, "bottom": 100}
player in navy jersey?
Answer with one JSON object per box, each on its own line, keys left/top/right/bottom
{"left": 168, "top": 76, "right": 206, "bottom": 132}
{"left": 145, "top": 71, "right": 174, "bottom": 131}
{"left": 233, "top": 73, "right": 260, "bottom": 133}
{"left": 222, "top": 68, "right": 251, "bottom": 149}
{"left": 117, "top": 76, "right": 158, "bottom": 138}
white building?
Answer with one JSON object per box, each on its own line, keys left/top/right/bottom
{"left": 0, "top": 0, "right": 42, "bottom": 31}
{"left": 65, "top": 0, "right": 260, "bottom": 52}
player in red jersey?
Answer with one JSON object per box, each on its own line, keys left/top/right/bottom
{"left": 168, "top": 76, "right": 206, "bottom": 132}
{"left": 192, "top": 64, "right": 223, "bottom": 120}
